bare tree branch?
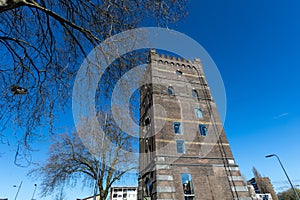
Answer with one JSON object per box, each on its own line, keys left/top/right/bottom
{"left": 0, "top": 0, "right": 188, "bottom": 165}
{"left": 29, "top": 116, "right": 138, "bottom": 199}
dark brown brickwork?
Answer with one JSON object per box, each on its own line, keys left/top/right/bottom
{"left": 138, "top": 50, "right": 251, "bottom": 200}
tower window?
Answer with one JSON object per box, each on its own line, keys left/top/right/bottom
{"left": 145, "top": 178, "right": 151, "bottom": 197}
{"left": 181, "top": 173, "right": 195, "bottom": 199}
{"left": 173, "top": 122, "right": 183, "bottom": 134}
{"left": 176, "top": 140, "right": 186, "bottom": 154}
{"left": 199, "top": 124, "right": 208, "bottom": 136}
{"left": 194, "top": 108, "right": 203, "bottom": 118}
{"left": 168, "top": 86, "right": 174, "bottom": 95}
{"left": 176, "top": 70, "right": 183, "bottom": 77}
{"left": 145, "top": 117, "right": 151, "bottom": 126}
{"left": 192, "top": 89, "right": 198, "bottom": 98}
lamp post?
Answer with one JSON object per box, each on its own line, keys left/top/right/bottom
{"left": 13, "top": 181, "right": 23, "bottom": 200}
{"left": 265, "top": 154, "right": 300, "bottom": 200}
{"left": 31, "top": 184, "right": 37, "bottom": 200}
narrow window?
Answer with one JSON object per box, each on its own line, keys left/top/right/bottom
{"left": 174, "top": 122, "right": 183, "bottom": 134}
{"left": 181, "top": 173, "right": 195, "bottom": 199}
{"left": 145, "top": 117, "right": 151, "bottom": 126}
{"left": 192, "top": 89, "right": 198, "bottom": 98}
{"left": 194, "top": 108, "right": 203, "bottom": 118}
{"left": 145, "top": 178, "right": 151, "bottom": 196}
{"left": 176, "top": 140, "right": 186, "bottom": 154}
{"left": 199, "top": 124, "right": 208, "bottom": 136}
{"left": 176, "top": 69, "right": 183, "bottom": 77}
{"left": 168, "top": 86, "right": 174, "bottom": 95}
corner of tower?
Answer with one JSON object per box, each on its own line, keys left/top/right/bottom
{"left": 193, "top": 58, "right": 202, "bottom": 64}
{"left": 150, "top": 48, "right": 157, "bottom": 55}
{"left": 148, "top": 49, "right": 159, "bottom": 62}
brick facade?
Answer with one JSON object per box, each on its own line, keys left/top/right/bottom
{"left": 138, "top": 49, "right": 251, "bottom": 200}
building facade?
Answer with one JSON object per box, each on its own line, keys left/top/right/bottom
{"left": 138, "top": 49, "right": 251, "bottom": 200}
{"left": 248, "top": 177, "right": 278, "bottom": 200}
{"left": 78, "top": 187, "right": 137, "bottom": 200}
{"left": 110, "top": 187, "right": 138, "bottom": 200}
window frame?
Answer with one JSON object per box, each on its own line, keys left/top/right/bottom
{"left": 194, "top": 108, "right": 203, "bottom": 119}
{"left": 176, "top": 69, "right": 183, "bottom": 77}
{"left": 173, "top": 122, "right": 183, "bottom": 134}
{"left": 176, "top": 140, "right": 186, "bottom": 154}
{"left": 192, "top": 89, "right": 198, "bottom": 98}
{"left": 181, "top": 173, "right": 195, "bottom": 199}
{"left": 168, "top": 86, "right": 174, "bottom": 95}
{"left": 199, "top": 124, "right": 208, "bottom": 136}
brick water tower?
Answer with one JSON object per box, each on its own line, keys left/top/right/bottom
{"left": 138, "top": 49, "right": 251, "bottom": 200}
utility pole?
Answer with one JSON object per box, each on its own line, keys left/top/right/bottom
{"left": 266, "top": 154, "right": 300, "bottom": 200}
{"left": 31, "top": 184, "right": 37, "bottom": 200}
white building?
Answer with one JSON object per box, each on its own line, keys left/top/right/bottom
{"left": 247, "top": 184, "right": 273, "bottom": 200}
{"left": 255, "top": 193, "right": 273, "bottom": 200}
{"left": 110, "top": 187, "right": 137, "bottom": 200}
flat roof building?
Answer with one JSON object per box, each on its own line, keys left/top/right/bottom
{"left": 110, "top": 187, "right": 137, "bottom": 200}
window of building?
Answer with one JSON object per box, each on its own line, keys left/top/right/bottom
{"left": 199, "top": 124, "right": 208, "bottom": 136}
{"left": 194, "top": 108, "right": 203, "bottom": 118}
{"left": 176, "top": 140, "right": 186, "bottom": 154}
{"left": 192, "top": 89, "right": 198, "bottom": 98}
{"left": 168, "top": 86, "right": 174, "bottom": 95}
{"left": 145, "top": 178, "right": 151, "bottom": 196}
{"left": 181, "top": 173, "right": 195, "bottom": 200}
{"left": 174, "top": 122, "right": 183, "bottom": 134}
{"left": 176, "top": 70, "right": 183, "bottom": 77}
{"left": 145, "top": 117, "right": 151, "bottom": 126}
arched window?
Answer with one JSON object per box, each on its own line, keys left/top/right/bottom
{"left": 168, "top": 86, "right": 174, "bottom": 95}
{"left": 173, "top": 122, "right": 183, "bottom": 134}
{"left": 192, "top": 89, "right": 198, "bottom": 98}
{"left": 199, "top": 124, "right": 208, "bottom": 136}
{"left": 194, "top": 108, "right": 203, "bottom": 118}
{"left": 176, "top": 69, "right": 183, "bottom": 77}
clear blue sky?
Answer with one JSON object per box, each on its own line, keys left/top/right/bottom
{"left": 1, "top": 0, "right": 300, "bottom": 199}
{"left": 177, "top": 0, "right": 300, "bottom": 191}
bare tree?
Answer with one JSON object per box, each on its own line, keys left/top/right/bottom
{"left": 252, "top": 167, "right": 262, "bottom": 179}
{"left": 0, "top": 0, "right": 188, "bottom": 163}
{"left": 29, "top": 114, "right": 138, "bottom": 199}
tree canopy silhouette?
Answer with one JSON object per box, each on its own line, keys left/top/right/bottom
{"left": 0, "top": 0, "right": 188, "bottom": 164}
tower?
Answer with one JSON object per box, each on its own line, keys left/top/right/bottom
{"left": 138, "top": 49, "right": 251, "bottom": 200}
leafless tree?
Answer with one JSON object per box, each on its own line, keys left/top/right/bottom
{"left": 29, "top": 114, "right": 138, "bottom": 199}
{"left": 252, "top": 167, "right": 262, "bottom": 179}
{"left": 0, "top": 0, "right": 188, "bottom": 163}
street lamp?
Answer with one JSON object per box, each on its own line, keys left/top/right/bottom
{"left": 13, "top": 181, "right": 23, "bottom": 200}
{"left": 31, "top": 184, "right": 37, "bottom": 200}
{"left": 265, "top": 154, "right": 300, "bottom": 200}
